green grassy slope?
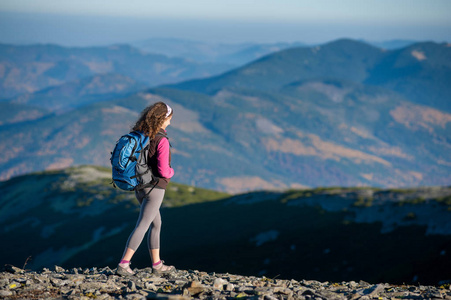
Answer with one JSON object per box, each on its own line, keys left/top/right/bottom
{"left": 0, "top": 166, "right": 450, "bottom": 285}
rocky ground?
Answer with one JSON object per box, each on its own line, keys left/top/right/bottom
{"left": 1, "top": 264, "right": 450, "bottom": 300}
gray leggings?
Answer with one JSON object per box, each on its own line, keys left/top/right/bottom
{"left": 124, "top": 187, "right": 165, "bottom": 254}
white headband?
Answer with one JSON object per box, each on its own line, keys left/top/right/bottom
{"left": 165, "top": 104, "right": 172, "bottom": 117}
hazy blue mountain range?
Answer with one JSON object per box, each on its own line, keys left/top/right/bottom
{"left": 131, "top": 38, "right": 416, "bottom": 65}
{"left": 169, "top": 39, "right": 451, "bottom": 112}
{"left": 8, "top": 73, "right": 147, "bottom": 112}
{"left": 1, "top": 166, "right": 450, "bottom": 285}
{"left": 0, "top": 101, "right": 50, "bottom": 125}
{"left": 0, "top": 39, "right": 449, "bottom": 192}
{"left": 131, "top": 37, "right": 307, "bottom": 65}
{"left": 0, "top": 43, "right": 232, "bottom": 99}
{"left": 365, "top": 39, "right": 417, "bottom": 50}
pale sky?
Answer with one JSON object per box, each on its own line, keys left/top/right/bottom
{"left": 0, "top": 0, "right": 450, "bottom": 46}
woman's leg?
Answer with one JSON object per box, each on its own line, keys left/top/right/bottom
{"left": 148, "top": 213, "right": 175, "bottom": 274}
{"left": 145, "top": 197, "right": 175, "bottom": 274}
{"left": 151, "top": 249, "right": 161, "bottom": 264}
{"left": 147, "top": 211, "right": 162, "bottom": 263}
{"left": 117, "top": 188, "right": 165, "bottom": 275}
{"left": 125, "top": 188, "right": 164, "bottom": 253}
{"left": 122, "top": 248, "right": 135, "bottom": 262}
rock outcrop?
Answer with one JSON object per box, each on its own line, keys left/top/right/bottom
{"left": 1, "top": 264, "right": 450, "bottom": 300}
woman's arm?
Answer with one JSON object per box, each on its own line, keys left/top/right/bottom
{"left": 156, "top": 138, "right": 174, "bottom": 178}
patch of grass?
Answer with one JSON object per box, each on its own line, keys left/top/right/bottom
{"left": 404, "top": 197, "right": 426, "bottom": 205}
{"left": 312, "top": 187, "right": 380, "bottom": 194}
{"left": 76, "top": 197, "right": 94, "bottom": 207}
{"left": 164, "top": 183, "right": 229, "bottom": 207}
{"left": 311, "top": 187, "right": 345, "bottom": 193}
{"left": 279, "top": 190, "right": 314, "bottom": 203}
{"left": 353, "top": 196, "right": 374, "bottom": 207}
{"left": 46, "top": 165, "right": 229, "bottom": 208}
{"left": 403, "top": 212, "right": 417, "bottom": 221}
{"left": 435, "top": 195, "right": 451, "bottom": 210}
{"left": 385, "top": 188, "right": 415, "bottom": 194}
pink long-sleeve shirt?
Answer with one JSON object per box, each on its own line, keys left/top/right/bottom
{"left": 156, "top": 137, "right": 174, "bottom": 178}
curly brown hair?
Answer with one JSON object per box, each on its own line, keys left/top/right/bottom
{"left": 133, "top": 102, "right": 173, "bottom": 139}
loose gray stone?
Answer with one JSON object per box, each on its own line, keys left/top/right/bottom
{"left": 54, "top": 265, "right": 66, "bottom": 273}
{"left": 237, "top": 285, "right": 254, "bottom": 292}
{"left": 0, "top": 290, "right": 13, "bottom": 297}
{"left": 359, "top": 280, "right": 371, "bottom": 287}
{"left": 213, "top": 278, "right": 228, "bottom": 290}
{"left": 0, "top": 278, "right": 9, "bottom": 287}
{"left": 8, "top": 281, "right": 21, "bottom": 289}
{"left": 50, "top": 277, "right": 63, "bottom": 286}
{"left": 125, "top": 293, "right": 144, "bottom": 299}
{"left": 128, "top": 280, "right": 137, "bottom": 291}
{"left": 363, "top": 283, "right": 387, "bottom": 296}
{"left": 60, "top": 287, "right": 72, "bottom": 294}
{"left": 274, "top": 286, "right": 292, "bottom": 295}
{"left": 145, "top": 282, "right": 158, "bottom": 290}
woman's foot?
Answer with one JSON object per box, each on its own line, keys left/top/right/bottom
{"left": 152, "top": 260, "right": 175, "bottom": 275}
{"left": 116, "top": 260, "right": 135, "bottom": 276}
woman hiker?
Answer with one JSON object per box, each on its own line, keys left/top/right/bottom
{"left": 117, "top": 101, "right": 176, "bottom": 276}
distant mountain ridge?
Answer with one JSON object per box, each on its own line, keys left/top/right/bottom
{"left": 131, "top": 37, "right": 418, "bottom": 65}
{"left": 0, "top": 101, "right": 50, "bottom": 125}
{"left": 0, "top": 43, "right": 232, "bottom": 99}
{"left": 9, "top": 73, "right": 147, "bottom": 112}
{"left": 168, "top": 39, "right": 451, "bottom": 112}
{"left": 364, "top": 39, "right": 418, "bottom": 50}
{"left": 0, "top": 38, "right": 449, "bottom": 191}
{"left": 131, "top": 37, "right": 307, "bottom": 65}
{"left": 166, "top": 39, "right": 386, "bottom": 93}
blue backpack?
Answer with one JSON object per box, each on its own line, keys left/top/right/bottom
{"left": 110, "top": 131, "right": 160, "bottom": 191}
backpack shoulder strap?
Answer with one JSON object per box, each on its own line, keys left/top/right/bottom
{"left": 154, "top": 132, "right": 171, "bottom": 147}
{"left": 155, "top": 132, "right": 166, "bottom": 138}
